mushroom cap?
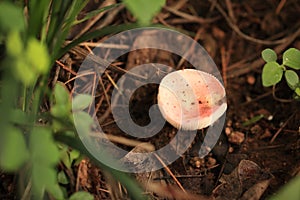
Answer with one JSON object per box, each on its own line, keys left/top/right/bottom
{"left": 157, "top": 69, "right": 227, "bottom": 130}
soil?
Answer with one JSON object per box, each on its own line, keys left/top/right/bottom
{"left": 1, "top": 0, "right": 300, "bottom": 199}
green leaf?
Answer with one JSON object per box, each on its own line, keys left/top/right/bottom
{"left": 10, "top": 109, "right": 31, "bottom": 125}
{"left": 58, "top": 171, "right": 69, "bottom": 184}
{"left": 27, "top": 0, "right": 51, "bottom": 38}
{"left": 69, "top": 149, "right": 80, "bottom": 163}
{"left": 262, "top": 62, "right": 284, "bottom": 87}
{"left": 6, "top": 31, "right": 23, "bottom": 57}
{"left": 54, "top": 134, "right": 148, "bottom": 200}
{"left": 53, "top": 82, "right": 70, "bottom": 105}
{"left": 47, "top": 183, "right": 64, "bottom": 200}
{"left": 26, "top": 38, "right": 50, "bottom": 74}
{"left": 69, "top": 191, "right": 94, "bottom": 200}
{"left": 0, "top": 126, "right": 29, "bottom": 171}
{"left": 72, "top": 94, "right": 93, "bottom": 111}
{"left": 29, "top": 127, "right": 60, "bottom": 166}
{"left": 30, "top": 127, "right": 63, "bottom": 199}
{"left": 51, "top": 104, "right": 71, "bottom": 118}
{"left": 285, "top": 70, "right": 299, "bottom": 90}
{"left": 283, "top": 48, "right": 300, "bottom": 70}
{"left": 74, "top": 3, "right": 121, "bottom": 25}
{"left": 123, "top": 0, "right": 166, "bottom": 25}
{"left": 262, "top": 48, "right": 277, "bottom": 62}
{"left": 14, "top": 58, "right": 37, "bottom": 85}
{"left": 49, "top": 0, "right": 89, "bottom": 59}
{"left": 31, "top": 164, "right": 58, "bottom": 199}
{"left": 58, "top": 23, "right": 141, "bottom": 59}
{"left": 242, "top": 114, "right": 264, "bottom": 126}
{"left": 269, "top": 176, "right": 300, "bottom": 200}
{"left": 295, "top": 87, "right": 300, "bottom": 96}
{"left": 60, "top": 148, "right": 72, "bottom": 168}
{"left": 73, "top": 111, "right": 94, "bottom": 135}
{"left": 0, "top": 2, "right": 25, "bottom": 33}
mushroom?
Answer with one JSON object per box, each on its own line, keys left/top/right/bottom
{"left": 157, "top": 69, "right": 227, "bottom": 130}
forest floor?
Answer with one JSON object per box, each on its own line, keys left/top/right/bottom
{"left": 1, "top": 0, "right": 300, "bottom": 199}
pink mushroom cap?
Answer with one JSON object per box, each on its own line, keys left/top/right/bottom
{"left": 157, "top": 69, "right": 227, "bottom": 130}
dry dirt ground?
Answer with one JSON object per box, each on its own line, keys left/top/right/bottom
{"left": 1, "top": 0, "right": 300, "bottom": 199}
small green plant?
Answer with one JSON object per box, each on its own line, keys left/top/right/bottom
{"left": 261, "top": 48, "right": 300, "bottom": 199}
{"left": 261, "top": 48, "right": 300, "bottom": 100}
{"left": 0, "top": 0, "right": 165, "bottom": 199}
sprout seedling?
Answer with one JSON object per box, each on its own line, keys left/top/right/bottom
{"left": 157, "top": 69, "right": 227, "bottom": 130}
{"left": 261, "top": 48, "right": 300, "bottom": 100}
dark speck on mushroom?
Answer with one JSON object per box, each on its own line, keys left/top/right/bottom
{"left": 198, "top": 100, "right": 202, "bottom": 104}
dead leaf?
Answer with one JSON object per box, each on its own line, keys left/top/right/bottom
{"left": 213, "top": 160, "right": 272, "bottom": 200}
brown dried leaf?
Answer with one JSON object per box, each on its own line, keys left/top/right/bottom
{"left": 213, "top": 160, "right": 272, "bottom": 200}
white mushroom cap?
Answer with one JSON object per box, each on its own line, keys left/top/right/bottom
{"left": 157, "top": 69, "right": 227, "bottom": 130}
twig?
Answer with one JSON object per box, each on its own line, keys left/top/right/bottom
{"left": 70, "top": 46, "right": 147, "bottom": 81}
{"left": 221, "top": 46, "right": 228, "bottom": 88}
{"left": 276, "top": 0, "right": 287, "bottom": 15}
{"left": 153, "top": 153, "right": 187, "bottom": 193}
{"left": 93, "top": 80, "right": 112, "bottom": 118}
{"left": 97, "top": 75, "right": 111, "bottom": 122}
{"left": 210, "top": 0, "right": 292, "bottom": 45}
{"left": 88, "top": 132, "right": 155, "bottom": 152}
{"left": 241, "top": 90, "right": 274, "bottom": 106}
{"left": 64, "top": 71, "right": 95, "bottom": 85}
{"left": 20, "top": 181, "right": 32, "bottom": 200}
{"left": 163, "top": 6, "right": 219, "bottom": 24}
{"left": 176, "top": 27, "right": 204, "bottom": 69}
{"left": 225, "top": 0, "right": 236, "bottom": 23}
{"left": 74, "top": 1, "right": 124, "bottom": 40}
{"left": 55, "top": 60, "right": 77, "bottom": 76}
{"left": 270, "top": 111, "right": 297, "bottom": 144}
{"left": 79, "top": 42, "right": 129, "bottom": 49}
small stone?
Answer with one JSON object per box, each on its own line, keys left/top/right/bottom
{"left": 206, "top": 157, "right": 217, "bottom": 168}
{"left": 225, "top": 127, "right": 232, "bottom": 136}
{"left": 228, "top": 146, "right": 234, "bottom": 153}
{"left": 228, "top": 131, "right": 245, "bottom": 145}
{"left": 190, "top": 157, "right": 205, "bottom": 168}
{"left": 247, "top": 75, "right": 256, "bottom": 85}
{"left": 259, "top": 129, "right": 272, "bottom": 139}
{"left": 267, "top": 115, "right": 273, "bottom": 121}
{"left": 227, "top": 120, "right": 233, "bottom": 127}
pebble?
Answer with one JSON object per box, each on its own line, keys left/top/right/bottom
{"left": 228, "top": 131, "right": 245, "bottom": 145}
{"left": 259, "top": 129, "right": 272, "bottom": 139}
{"left": 247, "top": 75, "right": 256, "bottom": 85}
{"left": 228, "top": 146, "right": 234, "bottom": 153}
{"left": 206, "top": 157, "right": 217, "bottom": 168}
{"left": 190, "top": 157, "right": 205, "bottom": 168}
{"left": 225, "top": 127, "right": 232, "bottom": 136}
